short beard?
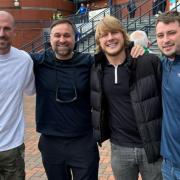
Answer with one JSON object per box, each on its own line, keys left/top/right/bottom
{"left": 103, "top": 46, "right": 124, "bottom": 57}
{"left": 0, "top": 41, "right": 11, "bottom": 54}
{"left": 54, "top": 47, "right": 73, "bottom": 60}
{"left": 162, "top": 52, "right": 176, "bottom": 58}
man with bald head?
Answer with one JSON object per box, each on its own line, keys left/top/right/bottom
{"left": 130, "top": 30, "right": 154, "bottom": 54}
{"left": 0, "top": 11, "right": 35, "bottom": 180}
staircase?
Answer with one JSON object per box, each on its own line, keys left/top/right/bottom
{"left": 20, "top": 1, "right": 180, "bottom": 55}
{"left": 76, "top": 16, "right": 158, "bottom": 54}
{"left": 20, "top": 0, "right": 147, "bottom": 53}
{"left": 76, "top": 0, "right": 180, "bottom": 55}
{"left": 74, "top": 0, "right": 165, "bottom": 55}
{"left": 122, "top": 16, "right": 158, "bottom": 54}
{"left": 75, "top": 0, "right": 150, "bottom": 53}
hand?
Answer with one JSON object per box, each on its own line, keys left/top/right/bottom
{"left": 130, "top": 45, "right": 145, "bottom": 58}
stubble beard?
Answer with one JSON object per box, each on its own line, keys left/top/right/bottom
{"left": 0, "top": 38, "right": 11, "bottom": 54}
{"left": 104, "top": 45, "right": 124, "bottom": 57}
{"left": 54, "top": 46, "right": 73, "bottom": 59}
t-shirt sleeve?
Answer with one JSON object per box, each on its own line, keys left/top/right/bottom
{"left": 23, "top": 55, "right": 36, "bottom": 95}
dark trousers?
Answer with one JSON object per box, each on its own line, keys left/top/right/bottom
{"left": 0, "top": 144, "right": 25, "bottom": 180}
{"left": 130, "top": 10, "right": 136, "bottom": 18}
{"left": 159, "top": 0, "right": 166, "bottom": 13}
{"left": 38, "top": 133, "right": 99, "bottom": 180}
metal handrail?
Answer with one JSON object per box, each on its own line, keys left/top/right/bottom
{"left": 142, "top": 3, "right": 180, "bottom": 44}
{"left": 79, "top": 2, "right": 180, "bottom": 54}
{"left": 126, "top": 0, "right": 167, "bottom": 31}
{"left": 20, "top": 0, "right": 180, "bottom": 53}
{"left": 76, "top": 0, "right": 148, "bottom": 38}
{"left": 140, "top": 5, "right": 178, "bottom": 47}
{"left": 20, "top": 0, "right": 146, "bottom": 52}
{"left": 75, "top": 0, "right": 150, "bottom": 53}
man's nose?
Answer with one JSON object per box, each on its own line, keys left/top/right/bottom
{"left": 107, "top": 33, "right": 113, "bottom": 39}
{"left": 0, "top": 28, "right": 5, "bottom": 36}
{"left": 163, "top": 34, "right": 170, "bottom": 43}
{"left": 58, "top": 36, "right": 67, "bottom": 42}
{"left": 104, "top": 33, "right": 114, "bottom": 41}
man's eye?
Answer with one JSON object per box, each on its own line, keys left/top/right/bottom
{"left": 64, "top": 34, "right": 71, "bottom": 38}
{"left": 157, "top": 34, "right": 163, "bottom": 38}
{"left": 168, "top": 31, "right": 176, "bottom": 35}
{"left": 112, "top": 31, "right": 119, "bottom": 35}
{"left": 4, "top": 27, "right": 12, "bottom": 32}
{"left": 100, "top": 33, "right": 107, "bottom": 38}
{"left": 52, "top": 34, "right": 71, "bottom": 38}
{"left": 53, "top": 34, "right": 61, "bottom": 38}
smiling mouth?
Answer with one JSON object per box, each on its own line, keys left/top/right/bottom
{"left": 163, "top": 44, "right": 174, "bottom": 49}
{"left": 107, "top": 43, "right": 117, "bottom": 47}
{"left": 0, "top": 39, "right": 7, "bottom": 42}
{"left": 0, "top": 37, "right": 7, "bottom": 40}
{"left": 56, "top": 45, "right": 68, "bottom": 48}
{"left": 0, "top": 40, "right": 7, "bottom": 45}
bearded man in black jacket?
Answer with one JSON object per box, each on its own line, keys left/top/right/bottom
{"left": 91, "top": 15, "right": 163, "bottom": 180}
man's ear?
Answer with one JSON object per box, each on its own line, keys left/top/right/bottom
{"left": 148, "top": 41, "right": 152, "bottom": 48}
{"left": 13, "top": 27, "right": 16, "bottom": 37}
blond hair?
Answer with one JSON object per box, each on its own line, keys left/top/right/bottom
{"left": 95, "top": 15, "right": 130, "bottom": 53}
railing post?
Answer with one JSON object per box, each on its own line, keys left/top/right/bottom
{"left": 140, "top": 5, "right": 142, "bottom": 23}
{"left": 92, "top": 20, "right": 94, "bottom": 32}
{"left": 148, "top": 11, "right": 151, "bottom": 27}
{"left": 87, "top": 35, "right": 90, "bottom": 52}
{"left": 126, "top": 16, "right": 129, "bottom": 32}
{"left": 80, "top": 26, "right": 82, "bottom": 37}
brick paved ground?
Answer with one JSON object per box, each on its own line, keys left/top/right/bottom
{"left": 24, "top": 95, "right": 142, "bottom": 180}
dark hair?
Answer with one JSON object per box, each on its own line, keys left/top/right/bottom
{"left": 50, "top": 18, "right": 77, "bottom": 36}
{"left": 156, "top": 11, "right": 180, "bottom": 26}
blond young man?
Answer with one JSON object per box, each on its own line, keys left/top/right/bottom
{"left": 91, "top": 15, "right": 163, "bottom": 180}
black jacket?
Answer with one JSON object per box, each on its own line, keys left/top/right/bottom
{"left": 31, "top": 50, "right": 93, "bottom": 137}
{"left": 90, "top": 52, "right": 162, "bottom": 163}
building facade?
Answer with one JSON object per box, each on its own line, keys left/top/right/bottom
{"left": 0, "top": 0, "right": 75, "bottom": 48}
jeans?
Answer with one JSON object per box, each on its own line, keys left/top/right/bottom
{"left": 38, "top": 133, "right": 99, "bottom": 180}
{"left": 111, "top": 143, "right": 162, "bottom": 180}
{"left": 0, "top": 144, "right": 25, "bottom": 180}
{"left": 161, "top": 159, "right": 180, "bottom": 180}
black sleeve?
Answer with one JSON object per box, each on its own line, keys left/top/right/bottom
{"left": 30, "top": 51, "right": 47, "bottom": 65}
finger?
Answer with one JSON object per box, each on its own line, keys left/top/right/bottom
{"left": 131, "top": 45, "right": 144, "bottom": 58}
